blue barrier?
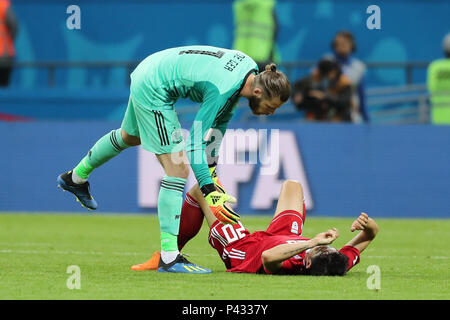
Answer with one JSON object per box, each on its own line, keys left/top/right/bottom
{"left": 0, "top": 88, "right": 130, "bottom": 120}
{"left": 1, "top": 121, "right": 449, "bottom": 218}
{"left": 0, "top": 88, "right": 303, "bottom": 122}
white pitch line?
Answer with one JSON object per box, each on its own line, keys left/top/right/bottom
{"left": 0, "top": 242, "right": 56, "bottom": 247}
{"left": 365, "top": 255, "right": 449, "bottom": 259}
{"left": 0, "top": 249, "right": 149, "bottom": 256}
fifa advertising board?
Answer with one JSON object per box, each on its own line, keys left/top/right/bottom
{"left": 138, "top": 128, "right": 314, "bottom": 213}
{"left": 138, "top": 122, "right": 450, "bottom": 218}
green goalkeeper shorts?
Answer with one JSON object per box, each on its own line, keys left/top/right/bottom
{"left": 121, "top": 95, "right": 185, "bottom": 155}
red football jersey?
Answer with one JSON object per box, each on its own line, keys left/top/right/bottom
{"left": 208, "top": 209, "right": 308, "bottom": 273}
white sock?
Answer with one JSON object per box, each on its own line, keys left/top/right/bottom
{"left": 160, "top": 250, "right": 179, "bottom": 264}
{"left": 71, "top": 170, "right": 88, "bottom": 184}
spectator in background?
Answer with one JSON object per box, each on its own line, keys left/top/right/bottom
{"left": 232, "top": 0, "right": 279, "bottom": 71}
{"left": 427, "top": 33, "right": 450, "bottom": 124}
{"left": 0, "top": 0, "right": 17, "bottom": 87}
{"left": 325, "top": 31, "right": 368, "bottom": 123}
{"left": 292, "top": 58, "right": 352, "bottom": 122}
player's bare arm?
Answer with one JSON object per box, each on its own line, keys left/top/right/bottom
{"left": 261, "top": 228, "right": 339, "bottom": 273}
{"left": 345, "top": 212, "right": 379, "bottom": 253}
{"left": 187, "top": 184, "right": 219, "bottom": 228}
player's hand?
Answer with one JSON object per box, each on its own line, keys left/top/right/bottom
{"left": 312, "top": 228, "right": 339, "bottom": 245}
{"left": 205, "top": 191, "right": 240, "bottom": 225}
{"left": 209, "top": 165, "right": 226, "bottom": 193}
{"left": 309, "top": 90, "right": 326, "bottom": 100}
{"left": 350, "top": 212, "right": 369, "bottom": 232}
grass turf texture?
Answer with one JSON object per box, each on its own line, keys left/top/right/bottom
{"left": 0, "top": 213, "right": 448, "bottom": 300}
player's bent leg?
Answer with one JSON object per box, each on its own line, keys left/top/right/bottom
{"left": 121, "top": 129, "right": 141, "bottom": 146}
{"left": 177, "top": 192, "right": 204, "bottom": 250}
{"left": 264, "top": 180, "right": 306, "bottom": 236}
{"left": 58, "top": 95, "right": 139, "bottom": 210}
{"left": 273, "top": 180, "right": 305, "bottom": 219}
{"left": 156, "top": 151, "right": 189, "bottom": 178}
{"left": 130, "top": 105, "right": 210, "bottom": 273}
{"left": 74, "top": 128, "right": 134, "bottom": 180}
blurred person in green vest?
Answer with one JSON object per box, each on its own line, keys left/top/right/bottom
{"left": 427, "top": 33, "right": 450, "bottom": 124}
{"left": 232, "top": 0, "right": 280, "bottom": 71}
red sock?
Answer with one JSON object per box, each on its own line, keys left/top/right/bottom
{"left": 178, "top": 193, "right": 204, "bottom": 250}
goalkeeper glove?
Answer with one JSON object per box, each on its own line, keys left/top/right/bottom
{"left": 202, "top": 184, "right": 240, "bottom": 225}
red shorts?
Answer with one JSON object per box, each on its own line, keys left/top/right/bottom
{"left": 208, "top": 205, "right": 306, "bottom": 272}
{"left": 265, "top": 208, "right": 305, "bottom": 236}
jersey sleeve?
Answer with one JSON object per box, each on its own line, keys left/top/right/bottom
{"left": 262, "top": 255, "right": 305, "bottom": 275}
{"left": 339, "top": 245, "right": 361, "bottom": 271}
{"left": 205, "top": 103, "right": 238, "bottom": 165}
{"left": 185, "top": 56, "right": 256, "bottom": 189}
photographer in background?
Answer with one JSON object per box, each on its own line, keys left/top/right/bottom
{"left": 325, "top": 31, "right": 368, "bottom": 123}
{"left": 292, "top": 58, "right": 352, "bottom": 122}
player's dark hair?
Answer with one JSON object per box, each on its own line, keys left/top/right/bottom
{"left": 255, "top": 63, "right": 291, "bottom": 102}
{"left": 308, "top": 251, "right": 349, "bottom": 276}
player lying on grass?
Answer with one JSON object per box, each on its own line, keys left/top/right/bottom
{"left": 132, "top": 179, "right": 379, "bottom": 275}
{"left": 57, "top": 45, "right": 290, "bottom": 273}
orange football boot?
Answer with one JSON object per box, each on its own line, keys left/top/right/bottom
{"left": 131, "top": 251, "right": 161, "bottom": 271}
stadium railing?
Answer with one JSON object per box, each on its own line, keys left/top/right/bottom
{"left": 13, "top": 60, "right": 429, "bottom": 87}
{"left": 9, "top": 60, "right": 434, "bottom": 124}
{"left": 225, "top": 84, "right": 431, "bottom": 125}
{"left": 12, "top": 60, "right": 138, "bottom": 87}
{"left": 280, "top": 61, "right": 430, "bottom": 86}
{"left": 365, "top": 84, "right": 430, "bottom": 124}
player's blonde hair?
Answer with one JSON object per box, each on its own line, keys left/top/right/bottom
{"left": 254, "top": 63, "right": 291, "bottom": 102}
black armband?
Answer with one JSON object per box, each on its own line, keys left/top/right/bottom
{"left": 208, "top": 161, "right": 217, "bottom": 168}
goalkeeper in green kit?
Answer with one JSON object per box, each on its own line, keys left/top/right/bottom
{"left": 57, "top": 45, "right": 291, "bottom": 273}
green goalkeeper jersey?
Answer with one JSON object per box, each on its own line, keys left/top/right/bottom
{"left": 129, "top": 45, "right": 258, "bottom": 188}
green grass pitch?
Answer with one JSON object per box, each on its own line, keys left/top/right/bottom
{"left": 0, "top": 213, "right": 448, "bottom": 300}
